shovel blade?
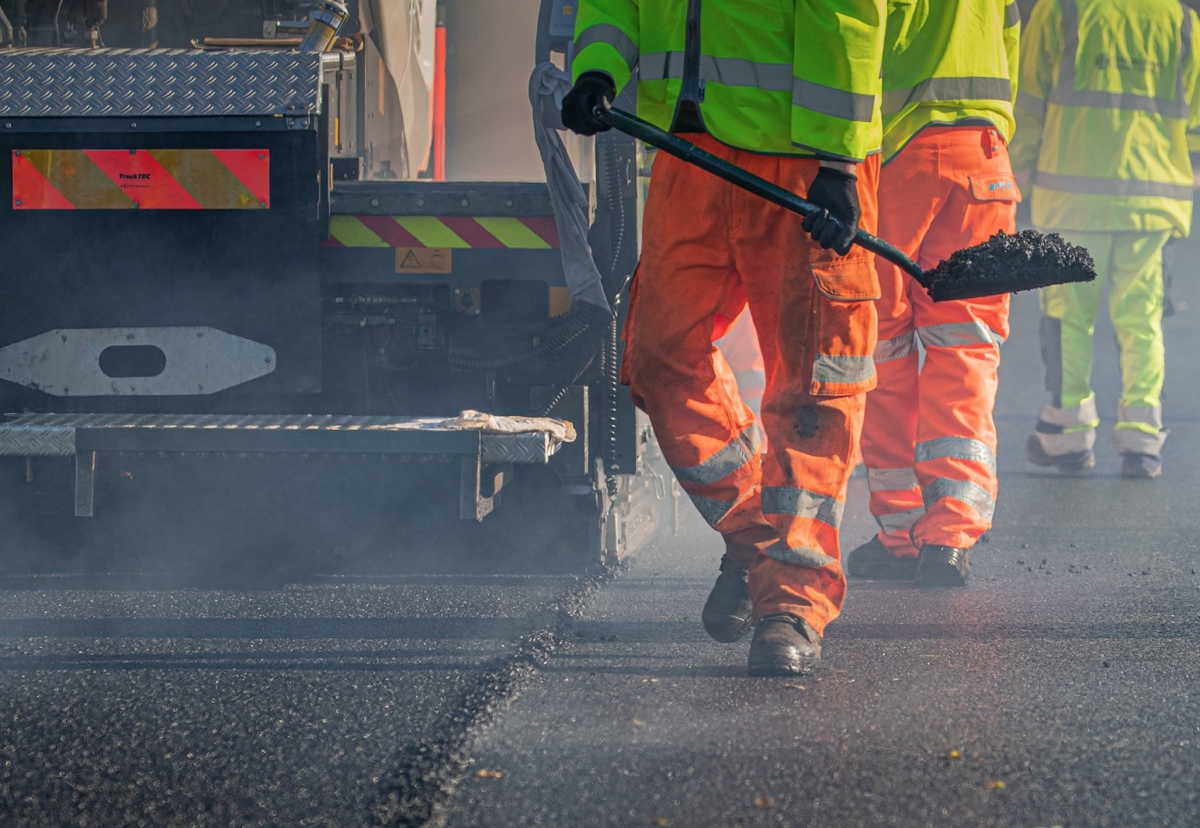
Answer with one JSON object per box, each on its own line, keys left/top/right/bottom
{"left": 925, "top": 230, "right": 1096, "bottom": 302}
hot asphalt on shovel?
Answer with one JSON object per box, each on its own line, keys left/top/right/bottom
{"left": 596, "top": 106, "right": 1095, "bottom": 302}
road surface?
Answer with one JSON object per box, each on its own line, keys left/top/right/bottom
{"left": 3, "top": 271, "right": 1199, "bottom": 827}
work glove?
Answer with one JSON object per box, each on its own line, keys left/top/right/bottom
{"left": 801, "top": 165, "right": 860, "bottom": 256}
{"left": 561, "top": 72, "right": 616, "bottom": 136}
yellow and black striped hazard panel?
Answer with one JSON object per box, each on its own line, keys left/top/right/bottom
{"left": 12, "top": 149, "right": 270, "bottom": 209}
{"left": 325, "top": 215, "right": 560, "bottom": 249}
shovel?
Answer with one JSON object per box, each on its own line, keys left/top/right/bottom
{"left": 596, "top": 106, "right": 1095, "bottom": 302}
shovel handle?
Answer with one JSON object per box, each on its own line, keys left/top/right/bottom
{"left": 596, "top": 106, "right": 929, "bottom": 287}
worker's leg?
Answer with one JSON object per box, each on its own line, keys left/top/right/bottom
{"left": 1108, "top": 230, "right": 1171, "bottom": 458}
{"left": 859, "top": 141, "right": 939, "bottom": 560}
{"left": 1032, "top": 230, "right": 1110, "bottom": 461}
{"left": 623, "top": 137, "right": 776, "bottom": 572}
{"left": 908, "top": 127, "right": 1016, "bottom": 552}
{"left": 716, "top": 308, "right": 768, "bottom": 438}
{"left": 732, "top": 151, "right": 881, "bottom": 637}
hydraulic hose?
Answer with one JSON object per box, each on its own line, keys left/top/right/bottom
{"left": 450, "top": 134, "right": 629, "bottom": 373}
{"left": 591, "top": 129, "right": 635, "bottom": 497}
{"left": 596, "top": 131, "right": 628, "bottom": 289}
{"left": 602, "top": 299, "right": 621, "bottom": 500}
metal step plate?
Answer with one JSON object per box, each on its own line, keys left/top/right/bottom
{"left": 0, "top": 413, "right": 564, "bottom": 465}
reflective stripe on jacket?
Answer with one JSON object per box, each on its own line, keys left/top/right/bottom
{"left": 571, "top": 0, "right": 886, "bottom": 162}
{"left": 1009, "top": 0, "right": 1200, "bottom": 235}
{"left": 882, "top": 0, "right": 1020, "bottom": 161}
{"left": 1188, "top": 123, "right": 1200, "bottom": 160}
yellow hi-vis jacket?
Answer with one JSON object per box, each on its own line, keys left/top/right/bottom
{"left": 570, "top": 0, "right": 886, "bottom": 162}
{"left": 1188, "top": 123, "right": 1200, "bottom": 160}
{"left": 1009, "top": 0, "right": 1200, "bottom": 236}
{"left": 882, "top": 0, "right": 1021, "bottom": 161}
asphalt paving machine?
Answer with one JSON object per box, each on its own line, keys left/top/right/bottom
{"left": 0, "top": 0, "right": 665, "bottom": 570}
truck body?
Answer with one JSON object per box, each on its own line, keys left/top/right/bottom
{"left": 0, "top": 0, "right": 665, "bottom": 569}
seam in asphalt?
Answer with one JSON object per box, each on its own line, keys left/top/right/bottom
{"left": 367, "top": 563, "right": 619, "bottom": 828}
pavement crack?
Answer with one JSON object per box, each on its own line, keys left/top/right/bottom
{"left": 367, "top": 565, "right": 617, "bottom": 828}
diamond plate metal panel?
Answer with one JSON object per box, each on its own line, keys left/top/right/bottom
{"left": 483, "top": 433, "right": 557, "bottom": 465}
{"left": 0, "top": 49, "right": 323, "bottom": 118}
{"left": 0, "top": 424, "right": 76, "bottom": 456}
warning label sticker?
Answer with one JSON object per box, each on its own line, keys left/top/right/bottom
{"left": 395, "top": 247, "right": 452, "bottom": 274}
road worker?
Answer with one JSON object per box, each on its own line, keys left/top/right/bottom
{"left": 1160, "top": 122, "right": 1200, "bottom": 321}
{"left": 1012, "top": 0, "right": 1200, "bottom": 479}
{"left": 562, "top": 0, "right": 885, "bottom": 675}
{"left": 847, "top": 0, "right": 1021, "bottom": 586}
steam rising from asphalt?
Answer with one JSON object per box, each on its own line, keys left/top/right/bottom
{"left": 0, "top": 458, "right": 598, "bottom": 588}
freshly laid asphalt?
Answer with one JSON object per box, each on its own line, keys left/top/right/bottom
{"left": 3, "top": 259, "right": 1200, "bottom": 826}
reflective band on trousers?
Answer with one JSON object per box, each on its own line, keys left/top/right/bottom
{"left": 874, "top": 331, "right": 916, "bottom": 363}
{"left": 1117, "top": 403, "right": 1164, "bottom": 429}
{"left": 915, "top": 436, "right": 997, "bottom": 472}
{"left": 1005, "top": 1, "right": 1020, "bottom": 27}
{"left": 813, "top": 354, "right": 876, "bottom": 385}
{"left": 1113, "top": 428, "right": 1167, "bottom": 455}
{"left": 1052, "top": 0, "right": 1192, "bottom": 119}
{"left": 1035, "top": 171, "right": 1195, "bottom": 202}
{"left": 918, "top": 320, "right": 1004, "bottom": 348}
{"left": 1036, "top": 429, "right": 1096, "bottom": 456}
{"left": 923, "top": 477, "right": 996, "bottom": 521}
{"left": 689, "top": 494, "right": 735, "bottom": 527}
{"left": 574, "top": 24, "right": 640, "bottom": 72}
{"left": 867, "top": 466, "right": 919, "bottom": 493}
{"left": 882, "top": 76, "right": 1012, "bottom": 116}
{"left": 765, "top": 540, "right": 837, "bottom": 569}
{"left": 640, "top": 52, "right": 874, "bottom": 122}
{"left": 876, "top": 506, "right": 924, "bottom": 533}
{"left": 761, "top": 486, "right": 844, "bottom": 529}
{"left": 1039, "top": 396, "right": 1098, "bottom": 428}
{"left": 669, "top": 425, "right": 760, "bottom": 487}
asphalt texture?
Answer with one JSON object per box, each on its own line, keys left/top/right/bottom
{"left": 3, "top": 256, "right": 1200, "bottom": 827}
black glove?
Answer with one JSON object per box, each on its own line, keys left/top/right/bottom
{"left": 801, "top": 166, "right": 861, "bottom": 256}
{"left": 561, "top": 72, "right": 616, "bottom": 136}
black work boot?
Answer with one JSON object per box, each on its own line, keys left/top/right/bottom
{"left": 1026, "top": 434, "right": 1095, "bottom": 474}
{"left": 846, "top": 536, "right": 919, "bottom": 580}
{"left": 1120, "top": 452, "right": 1163, "bottom": 479}
{"left": 747, "top": 614, "right": 821, "bottom": 676}
{"left": 702, "top": 556, "right": 753, "bottom": 643}
{"left": 916, "top": 544, "right": 970, "bottom": 587}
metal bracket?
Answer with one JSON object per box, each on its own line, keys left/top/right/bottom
{"left": 74, "top": 450, "right": 95, "bottom": 517}
{"left": 459, "top": 455, "right": 511, "bottom": 521}
{"left": 0, "top": 413, "right": 564, "bottom": 519}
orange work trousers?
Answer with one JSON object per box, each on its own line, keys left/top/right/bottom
{"left": 861, "top": 126, "right": 1016, "bottom": 556}
{"left": 624, "top": 134, "right": 880, "bottom": 636}
{"left": 716, "top": 307, "right": 767, "bottom": 444}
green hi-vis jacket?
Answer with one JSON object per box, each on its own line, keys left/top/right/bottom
{"left": 882, "top": 0, "right": 1021, "bottom": 161}
{"left": 1009, "top": 0, "right": 1200, "bottom": 236}
{"left": 570, "top": 0, "right": 885, "bottom": 162}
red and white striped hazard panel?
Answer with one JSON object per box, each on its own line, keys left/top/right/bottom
{"left": 12, "top": 149, "right": 270, "bottom": 210}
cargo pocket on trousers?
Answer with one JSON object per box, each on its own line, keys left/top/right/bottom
{"left": 968, "top": 173, "right": 1022, "bottom": 203}
{"left": 809, "top": 251, "right": 878, "bottom": 397}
